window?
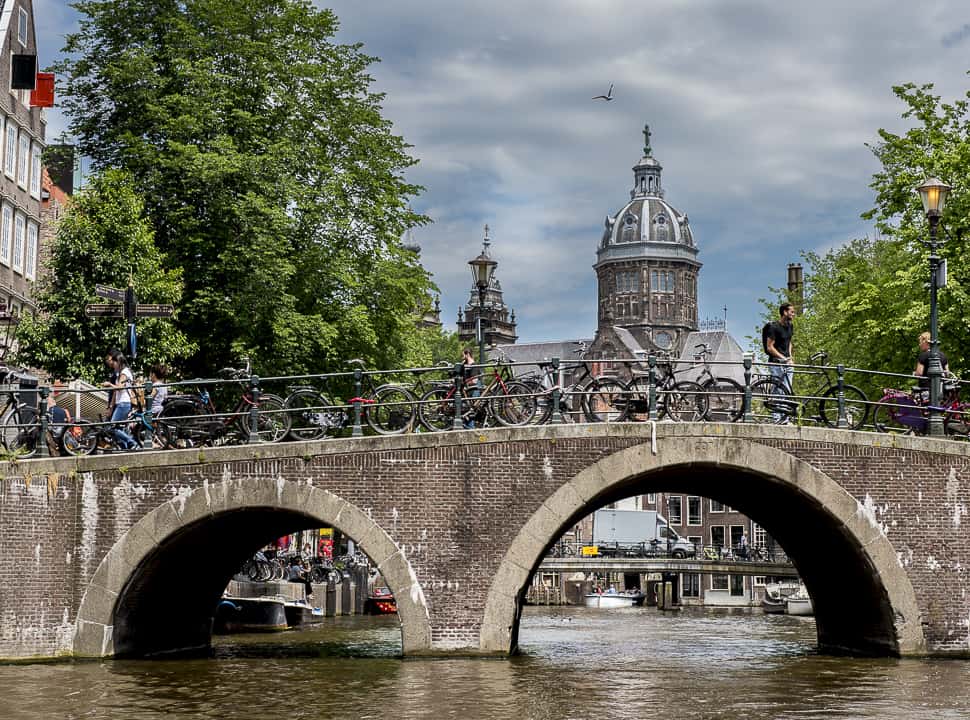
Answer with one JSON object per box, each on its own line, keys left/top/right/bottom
{"left": 682, "top": 573, "right": 700, "bottom": 598}
{"left": 12, "top": 212, "right": 24, "bottom": 274}
{"left": 687, "top": 496, "right": 701, "bottom": 525}
{"left": 711, "top": 574, "right": 728, "bottom": 591}
{"left": 646, "top": 493, "right": 656, "bottom": 505}
{"left": 710, "top": 500, "right": 724, "bottom": 513}
{"left": 730, "top": 525, "right": 745, "bottom": 549}
{"left": 650, "top": 269, "right": 675, "bottom": 293}
{"left": 667, "top": 496, "right": 682, "bottom": 525}
{"left": 753, "top": 523, "right": 767, "bottom": 548}
{"left": 17, "top": 131, "right": 29, "bottom": 188}
{"left": 18, "top": 8, "right": 28, "bottom": 46}
{"left": 710, "top": 525, "right": 725, "bottom": 548}
{"left": 730, "top": 575, "right": 745, "bottom": 596}
{"left": 29, "top": 143, "right": 41, "bottom": 199}
{"left": 25, "top": 221, "right": 37, "bottom": 280}
{"left": 616, "top": 270, "right": 638, "bottom": 294}
{"left": 0, "top": 204, "right": 10, "bottom": 266}
{"left": 654, "top": 214, "right": 669, "bottom": 242}
{"left": 753, "top": 576, "right": 766, "bottom": 587}
{"left": 687, "top": 535, "right": 702, "bottom": 550}
{"left": 4, "top": 121, "right": 16, "bottom": 177}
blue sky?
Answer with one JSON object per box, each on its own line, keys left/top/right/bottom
{"left": 35, "top": 0, "right": 970, "bottom": 349}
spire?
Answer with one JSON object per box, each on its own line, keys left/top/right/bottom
{"left": 632, "top": 122, "right": 663, "bottom": 198}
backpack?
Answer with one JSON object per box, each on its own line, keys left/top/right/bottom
{"left": 131, "top": 374, "right": 146, "bottom": 411}
{"left": 761, "top": 322, "right": 773, "bottom": 355}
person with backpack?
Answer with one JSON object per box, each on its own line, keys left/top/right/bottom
{"left": 102, "top": 350, "right": 139, "bottom": 450}
{"left": 762, "top": 303, "right": 796, "bottom": 424}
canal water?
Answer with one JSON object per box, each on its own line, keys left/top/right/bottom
{"left": 4, "top": 606, "right": 970, "bottom": 719}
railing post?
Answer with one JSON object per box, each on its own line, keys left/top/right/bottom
{"left": 550, "top": 356, "right": 564, "bottom": 424}
{"left": 836, "top": 363, "right": 848, "bottom": 429}
{"left": 452, "top": 362, "right": 465, "bottom": 430}
{"left": 351, "top": 368, "right": 364, "bottom": 437}
{"left": 648, "top": 354, "right": 658, "bottom": 421}
{"left": 742, "top": 352, "right": 754, "bottom": 423}
{"left": 142, "top": 378, "right": 154, "bottom": 448}
{"left": 37, "top": 385, "right": 50, "bottom": 458}
{"left": 248, "top": 375, "right": 261, "bottom": 443}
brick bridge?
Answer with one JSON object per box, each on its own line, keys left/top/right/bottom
{"left": 2, "top": 423, "right": 969, "bottom": 661}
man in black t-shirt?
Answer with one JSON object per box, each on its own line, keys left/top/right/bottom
{"left": 914, "top": 331, "right": 948, "bottom": 390}
{"left": 765, "top": 303, "right": 796, "bottom": 423}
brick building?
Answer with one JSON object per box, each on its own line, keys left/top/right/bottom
{"left": 0, "top": 0, "right": 46, "bottom": 320}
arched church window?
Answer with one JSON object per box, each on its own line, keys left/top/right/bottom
{"left": 621, "top": 214, "right": 637, "bottom": 243}
{"left": 654, "top": 213, "right": 669, "bottom": 242}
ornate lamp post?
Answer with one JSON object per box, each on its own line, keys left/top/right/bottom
{"left": 468, "top": 236, "right": 498, "bottom": 364}
{"left": 916, "top": 177, "right": 952, "bottom": 437}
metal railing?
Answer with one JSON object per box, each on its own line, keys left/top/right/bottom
{"left": 2, "top": 351, "right": 968, "bottom": 458}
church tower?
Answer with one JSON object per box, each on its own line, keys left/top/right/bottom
{"left": 591, "top": 125, "right": 700, "bottom": 355}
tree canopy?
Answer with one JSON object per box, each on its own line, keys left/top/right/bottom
{"left": 16, "top": 170, "right": 190, "bottom": 381}
{"left": 772, "top": 81, "right": 970, "bottom": 391}
{"left": 47, "top": 0, "right": 438, "bottom": 376}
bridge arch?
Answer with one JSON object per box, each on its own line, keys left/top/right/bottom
{"left": 481, "top": 436, "right": 924, "bottom": 657}
{"left": 74, "top": 477, "right": 431, "bottom": 658}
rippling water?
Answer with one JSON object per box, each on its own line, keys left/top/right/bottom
{"left": 4, "top": 608, "right": 970, "bottom": 719}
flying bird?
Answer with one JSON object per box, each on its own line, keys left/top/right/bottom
{"left": 592, "top": 83, "right": 614, "bottom": 101}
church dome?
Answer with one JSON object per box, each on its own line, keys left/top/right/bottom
{"left": 597, "top": 125, "right": 698, "bottom": 264}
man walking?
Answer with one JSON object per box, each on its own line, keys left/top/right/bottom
{"left": 764, "top": 303, "right": 796, "bottom": 424}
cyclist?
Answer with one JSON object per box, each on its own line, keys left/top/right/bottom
{"left": 764, "top": 303, "right": 796, "bottom": 424}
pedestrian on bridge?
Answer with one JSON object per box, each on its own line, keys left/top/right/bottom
{"left": 763, "top": 303, "right": 796, "bottom": 424}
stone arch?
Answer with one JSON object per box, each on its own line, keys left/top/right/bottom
{"left": 480, "top": 437, "right": 924, "bottom": 657}
{"left": 74, "top": 477, "right": 430, "bottom": 658}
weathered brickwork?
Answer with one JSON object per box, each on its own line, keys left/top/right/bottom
{"left": 1, "top": 423, "right": 969, "bottom": 660}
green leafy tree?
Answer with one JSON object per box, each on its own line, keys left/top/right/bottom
{"left": 54, "top": 0, "right": 437, "bottom": 377}
{"left": 765, "top": 81, "right": 970, "bottom": 395}
{"left": 15, "top": 170, "right": 190, "bottom": 381}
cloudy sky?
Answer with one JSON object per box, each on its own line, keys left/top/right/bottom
{"left": 35, "top": 1, "right": 970, "bottom": 348}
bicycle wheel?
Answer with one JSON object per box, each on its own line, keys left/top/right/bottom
{"left": 491, "top": 380, "right": 538, "bottom": 426}
{"left": 872, "top": 400, "right": 909, "bottom": 434}
{"left": 62, "top": 420, "right": 98, "bottom": 456}
{"left": 155, "top": 399, "right": 201, "bottom": 448}
{"left": 661, "top": 381, "right": 708, "bottom": 422}
{"left": 818, "top": 384, "right": 869, "bottom": 430}
{"left": 3, "top": 405, "right": 38, "bottom": 458}
{"left": 417, "top": 386, "right": 455, "bottom": 432}
{"left": 582, "top": 378, "right": 627, "bottom": 422}
{"left": 703, "top": 378, "right": 745, "bottom": 422}
{"left": 240, "top": 393, "right": 290, "bottom": 443}
{"left": 284, "top": 388, "right": 333, "bottom": 441}
{"left": 749, "top": 377, "right": 795, "bottom": 424}
{"left": 365, "top": 384, "right": 416, "bottom": 435}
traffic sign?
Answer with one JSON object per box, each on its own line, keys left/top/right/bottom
{"left": 135, "top": 304, "right": 175, "bottom": 318}
{"left": 85, "top": 304, "right": 125, "bottom": 318}
{"left": 95, "top": 285, "right": 125, "bottom": 302}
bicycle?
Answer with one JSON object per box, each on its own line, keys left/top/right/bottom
{"left": 873, "top": 375, "right": 970, "bottom": 436}
{"left": 749, "top": 351, "right": 869, "bottom": 429}
{"left": 417, "top": 357, "right": 537, "bottom": 431}
{"left": 283, "top": 359, "right": 419, "bottom": 440}
{"left": 155, "top": 360, "right": 290, "bottom": 448}
{"left": 620, "top": 356, "right": 708, "bottom": 422}
{"left": 691, "top": 343, "right": 744, "bottom": 422}
{"left": 61, "top": 407, "right": 162, "bottom": 456}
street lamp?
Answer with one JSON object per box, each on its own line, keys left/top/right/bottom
{"left": 468, "top": 240, "right": 498, "bottom": 364}
{"left": 916, "top": 177, "right": 952, "bottom": 437}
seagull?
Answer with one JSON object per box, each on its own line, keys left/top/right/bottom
{"left": 592, "top": 83, "right": 614, "bottom": 101}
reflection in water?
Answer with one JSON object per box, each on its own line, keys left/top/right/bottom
{"left": 2, "top": 608, "right": 970, "bottom": 719}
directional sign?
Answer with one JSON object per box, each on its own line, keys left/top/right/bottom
{"left": 135, "top": 304, "right": 175, "bottom": 318}
{"left": 85, "top": 303, "right": 125, "bottom": 318}
{"left": 95, "top": 284, "right": 125, "bottom": 302}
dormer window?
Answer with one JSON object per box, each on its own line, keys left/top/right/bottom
{"left": 654, "top": 213, "right": 669, "bottom": 242}
{"left": 18, "top": 9, "right": 27, "bottom": 47}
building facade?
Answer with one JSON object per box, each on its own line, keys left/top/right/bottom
{"left": 0, "top": 0, "right": 45, "bottom": 320}
{"left": 587, "top": 125, "right": 700, "bottom": 363}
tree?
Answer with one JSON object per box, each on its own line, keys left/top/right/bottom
{"left": 54, "top": 0, "right": 437, "bottom": 377}
{"left": 773, "top": 81, "right": 970, "bottom": 392}
{"left": 15, "top": 170, "right": 190, "bottom": 381}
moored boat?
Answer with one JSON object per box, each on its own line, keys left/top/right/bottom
{"left": 761, "top": 581, "right": 803, "bottom": 614}
{"left": 786, "top": 592, "right": 814, "bottom": 616}
{"left": 213, "top": 596, "right": 288, "bottom": 633}
{"left": 584, "top": 592, "right": 646, "bottom": 609}
{"left": 365, "top": 587, "right": 397, "bottom": 614}
{"left": 283, "top": 600, "right": 325, "bottom": 627}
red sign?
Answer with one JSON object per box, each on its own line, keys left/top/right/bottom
{"left": 30, "top": 73, "right": 54, "bottom": 108}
